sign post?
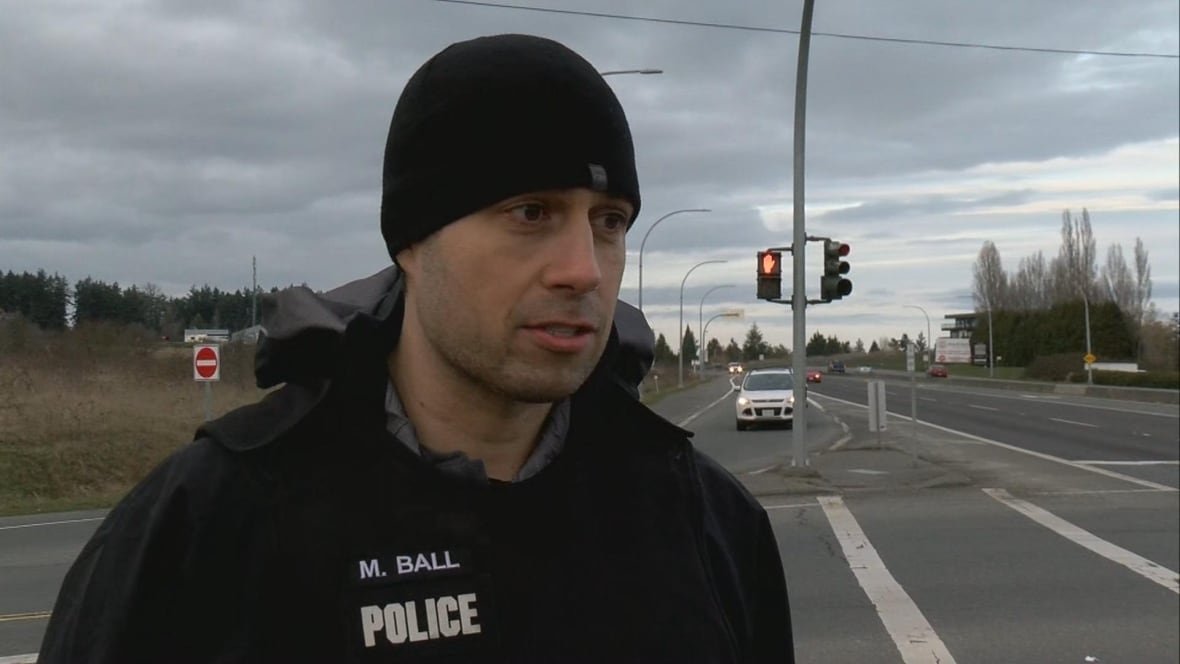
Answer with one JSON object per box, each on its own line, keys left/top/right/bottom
{"left": 906, "top": 345, "right": 918, "bottom": 467}
{"left": 193, "top": 344, "right": 221, "bottom": 422}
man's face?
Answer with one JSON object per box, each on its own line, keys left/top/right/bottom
{"left": 396, "top": 188, "right": 632, "bottom": 403}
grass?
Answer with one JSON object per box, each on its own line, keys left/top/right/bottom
{"left": 0, "top": 333, "right": 268, "bottom": 516}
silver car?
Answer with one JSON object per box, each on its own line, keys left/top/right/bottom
{"left": 734, "top": 369, "right": 798, "bottom": 431}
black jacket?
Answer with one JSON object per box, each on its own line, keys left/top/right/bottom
{"left": 39, "top": 270, "right": 793, "bottom": 663}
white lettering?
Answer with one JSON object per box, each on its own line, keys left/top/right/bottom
{"left": 396, "top": 555, "right": 414, "bottom": 575}
{"left": 360, "top": 605, "right": 383, "bottom": 648}
{"left": 405, "top": 601, "right": 431, "bottom": 642}
{"left": 437, "top": 596, "right": 461, "bottom": 637}
{"left": 458, "top": 593, "right": 481, "bottom": 635}
{"left": 442, "top": 550, "right": 460, "bottom": 569}
{"left": 362, "top": 594, "right": 480, "bottom": 647}
{"left": 425, "top": 597, "right": 440, "bottom": 639}
{"left": 414, "top": 554, "right": 430, "bottom": 572}
{"left": 359, "top": 559, "right": 385, "bottom": 579}
{"left": 383, "top": 603, "right": 408, "bottom": 645}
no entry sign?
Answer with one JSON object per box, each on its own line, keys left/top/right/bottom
{"left": 193, "top": 344, "right": 221, "bottom": 381}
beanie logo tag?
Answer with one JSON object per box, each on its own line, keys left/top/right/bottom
{"left": 587, "top": 163, "right": 608, "bottom": 191}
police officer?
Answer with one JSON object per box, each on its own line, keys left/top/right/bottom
{"left": 40, "top": 34, "right": 794, "bottom": 663}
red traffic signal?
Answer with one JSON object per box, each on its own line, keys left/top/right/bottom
{"left": 757, "top": 250, "right": 782, "bottom": 300}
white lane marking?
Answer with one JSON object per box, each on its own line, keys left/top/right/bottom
{"left": 0, "top": 516, "right": 104, "bottom": 531}
{"left": 984, "top": 488, "right": 1179, "bottom": 595}
{"left": 810, "top": 393, "right": 1178, "bottom": 492}
{"left": 748, "top": 465, "right": 776, "bottom": 475}
{"left": 0, "top": 612, "right": 50, "bottom": 623}
{"left": 677, "top": 387, "right": 736, "bottom": 428}
{"left": 1049, "top": 417, "right": 1098, "bottom": 428}
{"left": 1074, "top": 460, "right": 1179, "bottom": 466}
{"left": 762, "top": 501, "right": 821, "bottom": 511}
{"left": 920, "top": 397, "right": 937, "bottom": 403}
{"left": 818, "top": 496, "right": 958, "bottom": 664}
{"left": 969, "top": 404, "right": 999, "bottom": 411}
{"left": 0, "top": 655, "right": 39, "bottom": 664}
{"left": 1030, "top": 488, "right": 1171, "bottom": 496}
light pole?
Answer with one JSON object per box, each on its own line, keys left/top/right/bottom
{"left": 903, "top": 304, "right": 932, "bottom": 368}
{"left": 600, "top": 69, "right": 664, "bottom": 76}
{"left": 637, "top": 208, "right": 710, "bottom": 313}
{"left": 1082, "top": 291, "right": 1094, "bottom": 385}
{"left": 698, "top": 284, "right": 735, "bottom": 370}
{"left": 679, "top": 260, "right": 728, "bottom": 388}
{"left": 702, "top": 312, "right": 741, "bottom": 363}
{"left": 983, "top": 291, "right": 995, "bottom": 378}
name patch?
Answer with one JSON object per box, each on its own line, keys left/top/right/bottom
{"left": 360, "top": 593, "right": 481, "bottom": 648}
{"left": 354, "top": 549, "right": 471, "bottom": 585}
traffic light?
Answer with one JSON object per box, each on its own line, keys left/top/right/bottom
{"left": 820, "top": 240, "right": 852, "bottom": 301}
{"left": 756, "top": 250, "right": 782, "bottom": 300}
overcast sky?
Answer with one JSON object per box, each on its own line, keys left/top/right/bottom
{"left": 2, "top": 0, "right": 1177, "bottom": 353}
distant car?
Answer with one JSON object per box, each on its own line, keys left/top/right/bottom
{"left": 806, "top": 369, "right": 823, "bottom": 383}
{"left": 735, "top": 369, "right": 799, "bottom": 431}
{"left": 927, "top": 364, "right": 948, "bottom": 378}
{"left": 828, "top": 360, "right": 846, "bottom": 374}
{"left": 856, "top": 366, "right": 873, "bottom": 374}
{"left": 727, "top": 362, "right": 744, "bottom": 374}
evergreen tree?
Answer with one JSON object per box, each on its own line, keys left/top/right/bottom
{"left": 681, "top": 325, "right": 697, "bottom": 364}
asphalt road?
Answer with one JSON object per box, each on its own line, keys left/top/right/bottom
{"left": 3, "top": 373, "right": 1178, "bottom": 662}
{"left": 810, "top": 372, "right": 1180, "bottom": 489}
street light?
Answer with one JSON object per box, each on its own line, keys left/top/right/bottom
{"left": 903, "top": 304, "right": 932, "bottom": 368}
{"left": 679, "top": 260, "right": 728, "bottom": 388}
{"left": 699, "top": 284, "right": 735, "bottom": 370}
{"left": 702, "top": 312, "right": 741, "bottom": 363}
{"left": 636, "top": 208, "right": 710, "bottom": 312}
{"left": 600, "top": 69, "right": 664, "bottom": 76}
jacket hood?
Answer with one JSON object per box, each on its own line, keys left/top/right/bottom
{"left": 253, "top": 265, "right": 655, "bottom": 395}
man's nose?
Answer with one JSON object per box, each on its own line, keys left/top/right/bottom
{"left": 541, "top": 215, "right": 602, "bottom": 295}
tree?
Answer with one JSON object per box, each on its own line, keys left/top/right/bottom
{"left": 869, "top": 340, "right": 880, "bottom": 353}
{"left": 1010, "top": 251, "right": 1052, "bottom": 311}
{"left": 915, "top": 332, "right": 927, "bottom": 355}
{"left": 706, "top": 338, "right": 723, "bottom": 364}
{"left": 973, "top": 241, "right": 1008, "bottom": 312}
{"left": 741, "top": 324, "right": 770, "bottom": 361}
{"left": 805, "top": 331, "right": 827, "bottom": 356}
{"left": 681, "top": 325, "right": 697, "bottom": 365}
{"left": 725, "top": 338, "right": 742, "bottom": 362}
{"left": 1132, "top": 238, "right": 1153, "bottom": 362}
{"left": 653, "top": 333, "right": 676, "bottom": 365}
{"left": 1051, "top": 208, "right": 1099, "bottom": 305}
{"left": 854, "top": 338, "right": 865, "bottom": 353}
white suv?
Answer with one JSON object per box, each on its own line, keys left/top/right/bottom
{"left": 734, "top": 369, "right": 798, "bottom": 431}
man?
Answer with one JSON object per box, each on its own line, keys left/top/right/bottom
{"left": 40, "top": 34, "right": 793, "bottom": 662}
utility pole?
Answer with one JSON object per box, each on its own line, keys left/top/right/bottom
{"left": 789, "top": 0, "right": 816, "bottom": 468}
{"left": 251, "top": 256, "right": 258, "bottom": 328}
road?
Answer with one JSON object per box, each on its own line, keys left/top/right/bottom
{"left": 2, "top": 373, "right": 1178, "bottom": 662}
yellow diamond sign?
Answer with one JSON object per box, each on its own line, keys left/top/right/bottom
{"left": 1084, "top": 353, "right": 1097, "bottom": 365}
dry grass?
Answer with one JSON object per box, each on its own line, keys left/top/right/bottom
{"left": 0, "top": 320, "right": 268, "bottom": 515}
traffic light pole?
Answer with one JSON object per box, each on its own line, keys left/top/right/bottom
{"left": 789, "top": 0, "right": 815, "bottom": 468}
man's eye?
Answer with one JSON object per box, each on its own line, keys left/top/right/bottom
{"left": 509, "top": 203, "right": 547, "bottom": 223}
{"left": 596, "top": 212, "right": 628, "bottom": 233}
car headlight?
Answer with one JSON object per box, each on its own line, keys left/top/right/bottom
{"left": 786, "top": 395, "right": 795, "bottom": 405}
{"left": 737, "top": 397, "right": 750, "bottom": 406}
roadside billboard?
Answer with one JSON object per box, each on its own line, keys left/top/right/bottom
{"left": 935, "top": 338, "right": 972, "bottom": 364}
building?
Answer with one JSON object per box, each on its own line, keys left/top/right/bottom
{"left": 230, "top": 325, "right": 264, "bottom": 344}
{"left": 940, "top": 312, "right": 978, "bottom": 339}
{"left": 184, "top": 328, "right": 230, "bottom": 343}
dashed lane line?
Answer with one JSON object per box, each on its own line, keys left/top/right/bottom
{"left": 984, "top": 488, "right": 1179, "bottom": 595}
{"left": 0, "top": 612, "right": 50, "bottom": 624}
{"left": 1074, "top": 460, "right": 1178, "bottom": 466}
{"left": 968, "top": 404, "right": 999, "bottom": 411}
{"left": 818, "top": 496, "right": 958, "bottom": 664}
{"left": 0, "top": 516, "right": 104, "bottom": 531}
{"left": 1049, "top": 417, "right": 1097, "bottom": 428}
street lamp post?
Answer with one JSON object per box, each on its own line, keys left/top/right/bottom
{"left": 637, "top": 208, "right": 710, "bottom": 313}
{"left": 1082, "top": 291, "right": 1094, "bottom": 385}
{"left": 903, "top": 304, "right": 932, "bottom": 368}
{"left": 702, "top": 312, "right": 740, "bottom": 363}
{"left": 698, "top": 284, "right": 735, "bottom": 370}
{"left": 679, "top": 260, "right": 728, "bottom": 388}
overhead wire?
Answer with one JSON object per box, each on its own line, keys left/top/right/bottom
{"left": 434, "top": 0, "right": 1180, "bottom": 60}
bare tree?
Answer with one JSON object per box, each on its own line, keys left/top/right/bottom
{"left": 1011, "top": 250, "right": 1051, "bottom": 311}
{"left": 1131, "top": 238, "right": 1153, "bottom": 362}
{"left": 1102, "top": 243, "right": 1135, "bottom": 310}
{"left": 1054, "top": 208, "right": 1099, "bottom": 304}
{"left": 972, "top": 241, "right": 1007, "bottom": 312}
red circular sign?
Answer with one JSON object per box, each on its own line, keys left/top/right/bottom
{"left": 195, "top": 346, "right": 219, "bottom": 379}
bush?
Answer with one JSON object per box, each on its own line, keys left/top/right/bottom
{"left": 1025, "top": 353, "right": 1081, "bottom": 381}
{"left": 1091, "top": 370, "right": 1180, "bottom": 390}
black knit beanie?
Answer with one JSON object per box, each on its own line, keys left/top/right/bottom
{"left": 380, "top": 34, "right": 642, "bottom": 261}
